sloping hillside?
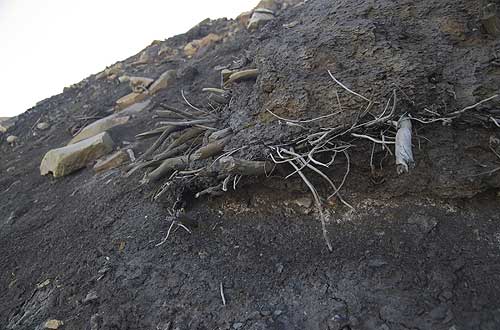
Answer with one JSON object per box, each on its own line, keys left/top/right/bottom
{"left": 1, "top": 1, "right": 500, "bottom": 329}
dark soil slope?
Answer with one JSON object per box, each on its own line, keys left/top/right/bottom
{"left": 1, "top": 1, "right": 500, "bottom": 329}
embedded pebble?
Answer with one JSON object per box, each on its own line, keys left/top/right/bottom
{"left": 37, "top": 122, "right": 50, "bottom": 130}
{"left": 83, "top": 290, "right": 98, "bottom": 304}
{"left": 6, "top": 135, "right": 18, "bottom": 144}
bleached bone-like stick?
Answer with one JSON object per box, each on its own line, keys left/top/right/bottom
{"left": 218, "top": 157, "right": 274, "bottom": 176}
{"left": 222, "top": 175, "right": 232, "bottom": 192}
{"left": 158, "top": 119, "right": 216, "bottom": 126}
{"left": 285, "top": 156, "right": 333, "bottom": 252}
{"left": 220, "top": 282, "right": 227, "bottom": 306}
{"left": 447, "top": 94, "right": 498, "bottom": 117}
{"left": 351, "top": 133, "right": 396, "bottom": 145}
{"left": 395, "top": 115, "right": 414, "bottom": 175}
{"left": 490, "top": 117, "right": 500, "bottom": 127}
{"left": 156, "top": 220, "right": 176, "bottom": 246}
{"left": 233, "top": 175, "right": 242, "bottom": 190}
{"left": 202, "top": 87, "right": 226, "bottom": 94}
{"left": 362, "top": 90, "right": 396, "bottom": 128}
{"left": 282, "top": 149, "right": 353, "bottom": 210}
{"left": 327, "top": 70, "right": 371, "bottom": 103}
{"left": 181, "top": 89, "right": 210, "bottom": 115}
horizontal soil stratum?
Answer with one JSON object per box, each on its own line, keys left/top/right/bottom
{"left": 1, "top": 0, "right": 500, "bottom": 329}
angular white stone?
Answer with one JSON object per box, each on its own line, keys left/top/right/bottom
{"left": 119, "top": 99, "right": 150, "bottom": 116}
{"left": 69, "top": 115, "right": 129, "bottom": 145}
{"left": 247, "top": 11, "right": 275, "bottom": 30}
{"left": 115, "top": 92, "right": 148, "bottom": 111}
{"left": 6, "top": 135, "right": 17, "bottom": 144}
{"left": 41, "top": 132, "right": 114, "bottom": 177}
{"left": 149, "top": 70, "right": 176, "bottom": 95}
{"left": 36, "top": 122, "right": 50, "bottom": 130}
{"left": 129, "top": 76, "right": 154, "bottom": 93}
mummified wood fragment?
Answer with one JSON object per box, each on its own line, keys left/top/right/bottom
{"left": 395, "top": 115, "right": 414, "bottom": 175}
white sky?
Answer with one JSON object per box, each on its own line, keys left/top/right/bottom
{"left": 0, "top": 0, "right": 256, "bottom": 117}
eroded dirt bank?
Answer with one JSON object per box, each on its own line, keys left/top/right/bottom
{"left": 2, "top": 0, "right": 500, "bottom": 329}
{"left": 2, "top": 168, "right": 500, "bottom": 329}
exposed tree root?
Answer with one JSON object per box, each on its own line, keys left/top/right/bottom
{"left": 131, "top": 69, "right": 500, "bottom": 252}
{"left": 147, "top": 135, "right": 233, "bottom": 182}
{"left": 218, "top": 157, "right": 273, "bottom": 176}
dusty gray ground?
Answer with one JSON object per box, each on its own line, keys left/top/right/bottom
{"left": 1, "top": 0, "right": 500, "bottom": 329}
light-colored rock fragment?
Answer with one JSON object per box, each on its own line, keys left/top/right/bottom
{"left": 158, "top": 45, "right": 179, "bottom": 58}
{"left": 36, "top": 279, "right": 51, "bottom": 289}
{"left": 283, "top": 20, "right": 299, "bottom": 28}
{"left": 83, "top": 290, "right": 99, "bottom": 304}
{"left": 254, "top": 8, "right": 275, "bottom": 14}
{"left": 44, "top": 319, "right": 64, "bottom": 329}
{"left": 119, "top": 99, "right": 151, "bottom": 116}
{"left": 148, "top": 70, "right": 176, "bottom": 95}
{"left": 132, "top": 51, "right": 150, "bottom": 65}
{"left": 118, "top": 75, "right": 130, "bottom": 83}
{"left": 248, "top": 10, "right": 275, "bottom": 30}
{"left": 0, "top": 117, "right": 15, "bottom": 133}
{"left": 184, "top": 33, "right": 222, "bottom": 57}
{"left": 97, "top": 62, "right": 123, "bottom": 79}
{"left": 256, "top": 0, "right": 279, "bottom": 11}
{"left": 40, "top": 132, "right": 114, "bottom": 177}
{"left": 69, "top": 115, "right": 129, "bottom": 145}
{"left": 183, "top": 43, "right": 198, "bottom": 58}
{"left": 6, "top": 135, "right": 18, "bottom": 144}
{"left": 0, "top": 117, "right": 9, "bottom": 131}
{"left": 107, "top": 63, "right": 123, "bottom": 75}
{"left": 94, "top": 150, "right": 130, "bottom": 172}
{"left": 236, "top": 11, "right": 252, "bottom": 27}
{"left": 115, "top": 92, "right": 148, "bottom": 111}
{"left": 37, "top": 122, "right": 50, "bottom": 130}
{"left": 129, "top": 76, "right": 154, "bottom": 93}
